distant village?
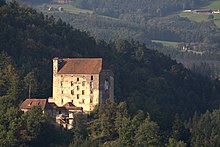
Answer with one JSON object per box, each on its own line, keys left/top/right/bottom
{"left": 46, "top": 0, "right": 72, "bottom": 12}
{"left": 47, "top": 5, "right": 64, "bottom": 12}
{"left": 183, "top": 9, "right": 220, "bottom": 14}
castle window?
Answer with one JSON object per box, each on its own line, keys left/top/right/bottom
{"left": 82, "top": 99, "right": 85, "bottom": 103}
{"left": 90, "top": 98, "right": 93, "bottom": 103}
{"left": 61, "top": 98, "right": 63, "bottom": 104}
{"left": 77, "top": 78, "right": 79, "bottom": 81}
{"left": 90, "top": 82, "right": 93, "bottom": 88}
{"left": 61, "top": 90, "right": 63, "bottom": 94}
{"left": 77, "top": 94, "right": 80, "bottom": 99}
{"left": 82, "top": 81, "right": 85, "bottom": 86}
{"left": 61, "top": 82, "right": 63, "bottom": 87}
{"left": 77, "top": 86, "right": 80, "bottom": 91}
{"left": 71, "top": 90, "right": 74, "bottom": 95}
{"left": 90, "top": 90, "right": 93, "bottom": 94}
{"left": 91, "top": 76, "right": 93, "bottom": 80}
{"left": 71, "top": 81, "right": 74, "bottom": 86}
{"left": 105, "top": 79, "right": 109, "bottom": 90}
{"left": 82, "top": 90, "right": 85, "bottom": 95}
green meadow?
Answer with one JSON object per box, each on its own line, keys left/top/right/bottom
{"left": 152, "top": 40, "right": 178, "bottom": 48}
{"left": 179, "top": 0, "right": 220, "bottom": 28}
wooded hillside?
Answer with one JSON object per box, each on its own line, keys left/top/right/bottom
{"left": 1, "top": 1, "right": 220, "bottom": 146}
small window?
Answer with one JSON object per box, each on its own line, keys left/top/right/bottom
{"left": 82, "top": 81, "right": 85, "bottom": 86}
{"left": 90, "top": 98, "right": 93, "bottom": 103}
{"left": 105, "top": 79, "right": 109, "bottom": 90}
{"left": 77, "top": 86, "right": 80, "bottom": 91}
{"left": 61, "top": 90, "right": 63, "bottom": 94}
{"left": 82, "top": 99, "right": 85, "bottom": 103}
{"left": 91, "top": 76, "right": 93, "bottom": 80}
{"left": 77, "top": 78, "right": 79, "bottom": 81}
{"left": 90, "top": 82, "right": 93, "bottom": 88}
{"left": 77, "top": 94, "right": 80, "bottom": 99}
{"left": 71, "top": 90, "right": 74, "bottom": 95}
{"left": 90, "top": 90, "right": 93, "bottom": 94}
{"left": 71, "top": 100, "right": 73, "bottom": 103}
{"left": 28, "top": 101, "right": 33, "bottom": 106}
{"left": 61, "top": 98, "right": 63, "bottom": 104}
{"left": 71, "top": 81, "right": 74, "bottom": 86}
{"left": 82, "top": 90, "right": 85, "bottom": 95}
{"left": 61, "top": 82, "right": 63, "bottom": 87}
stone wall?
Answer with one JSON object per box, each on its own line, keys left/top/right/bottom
{"left": 53, "top": 73, "right": 100, "bottom": 112}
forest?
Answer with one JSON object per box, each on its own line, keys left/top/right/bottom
{"left": 25, "top": 0, "right": 220, "bottom": 78}
{"left": 20, "top": 0, "right": 218, "bottom": 45}
{"left": 1, "top": 0, "right": 220, "bottom": 146}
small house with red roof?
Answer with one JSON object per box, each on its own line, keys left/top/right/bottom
{"left": 20, "top": 98, "right": 83, "bottom": 129}
{"left": 20, "top": 98, "right": 48, "bottom": 113}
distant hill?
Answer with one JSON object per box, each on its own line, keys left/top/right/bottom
{"left": 28, "top": 0, "right": 220, "bottom": 79}
{"left": 179, "top": 0, "right": 220, "bottom": 28}
{"left": 30, "top": 0, "right": 220, "bottom": 52}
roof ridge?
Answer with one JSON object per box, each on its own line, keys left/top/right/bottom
{"left": 57, "top": 58, "right": 103, "bottom": 74}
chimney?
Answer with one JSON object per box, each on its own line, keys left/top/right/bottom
{"left": 53, "top": 57, "right": 59, "bottom": 74}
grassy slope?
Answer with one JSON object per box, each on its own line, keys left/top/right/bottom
{"left": 153, "top": 0, "right": 220, "bottom": 46}
{"left": 179, "top": 12, "right": 209, "bottom": 22}
{"left": 36, "top": 4, "right": 93, "bottom": 14}
{"left": 55, "top": 4, "right": 92, "bottom": 14}
{"left": 203, "top": 0, "right": 220, "bottom": 27}
{"left": 36, "top": 3, "right": 119, "bottom": 20}
{"left": 151, "top": 40, "right": 178, "bottom": 48}
{"left": 33, "top": 1, "right": 220, "bottom": 46}
{"left": 204, "top": 0, "right": 220, "bottom": 9}
{"left": 179, "top": 0, "right": 220, "bottom": 28}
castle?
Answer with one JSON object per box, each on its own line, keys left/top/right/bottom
{"left": 20, "top": 57, "right": 114, "bottom": 128}
{"left": 49, "top": 57, "right": 114, "bottom": 112}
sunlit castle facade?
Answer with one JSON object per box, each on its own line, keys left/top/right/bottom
{"left": 49, "top": 57, "right": 114, "bottom": 113}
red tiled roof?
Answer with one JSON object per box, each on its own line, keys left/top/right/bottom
{"left": 63, "top": 102, "right": 83, "bottom": 110}
{"left": 57, "top": 58, "right": 103, "bottom": 74}
{"left": 63, "top": 102, "right": 75, "bottom": 107}
{"left": 20, "top": 99, "right": 47, "bottom": 110}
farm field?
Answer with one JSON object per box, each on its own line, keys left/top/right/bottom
{"left": 178, "top": 0, "right": 220, "bottom": 28}
{"left": 203, "top": 0, "right": 220, "bottom": 9}
{"left": 36, "top": 3, "right": 93, "bottom": 14}
{"left": 151, "top": 40, "right": 178, "bottom": 48}
{"left": 36, "top": 3, "right": 119, "bottom": 20}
